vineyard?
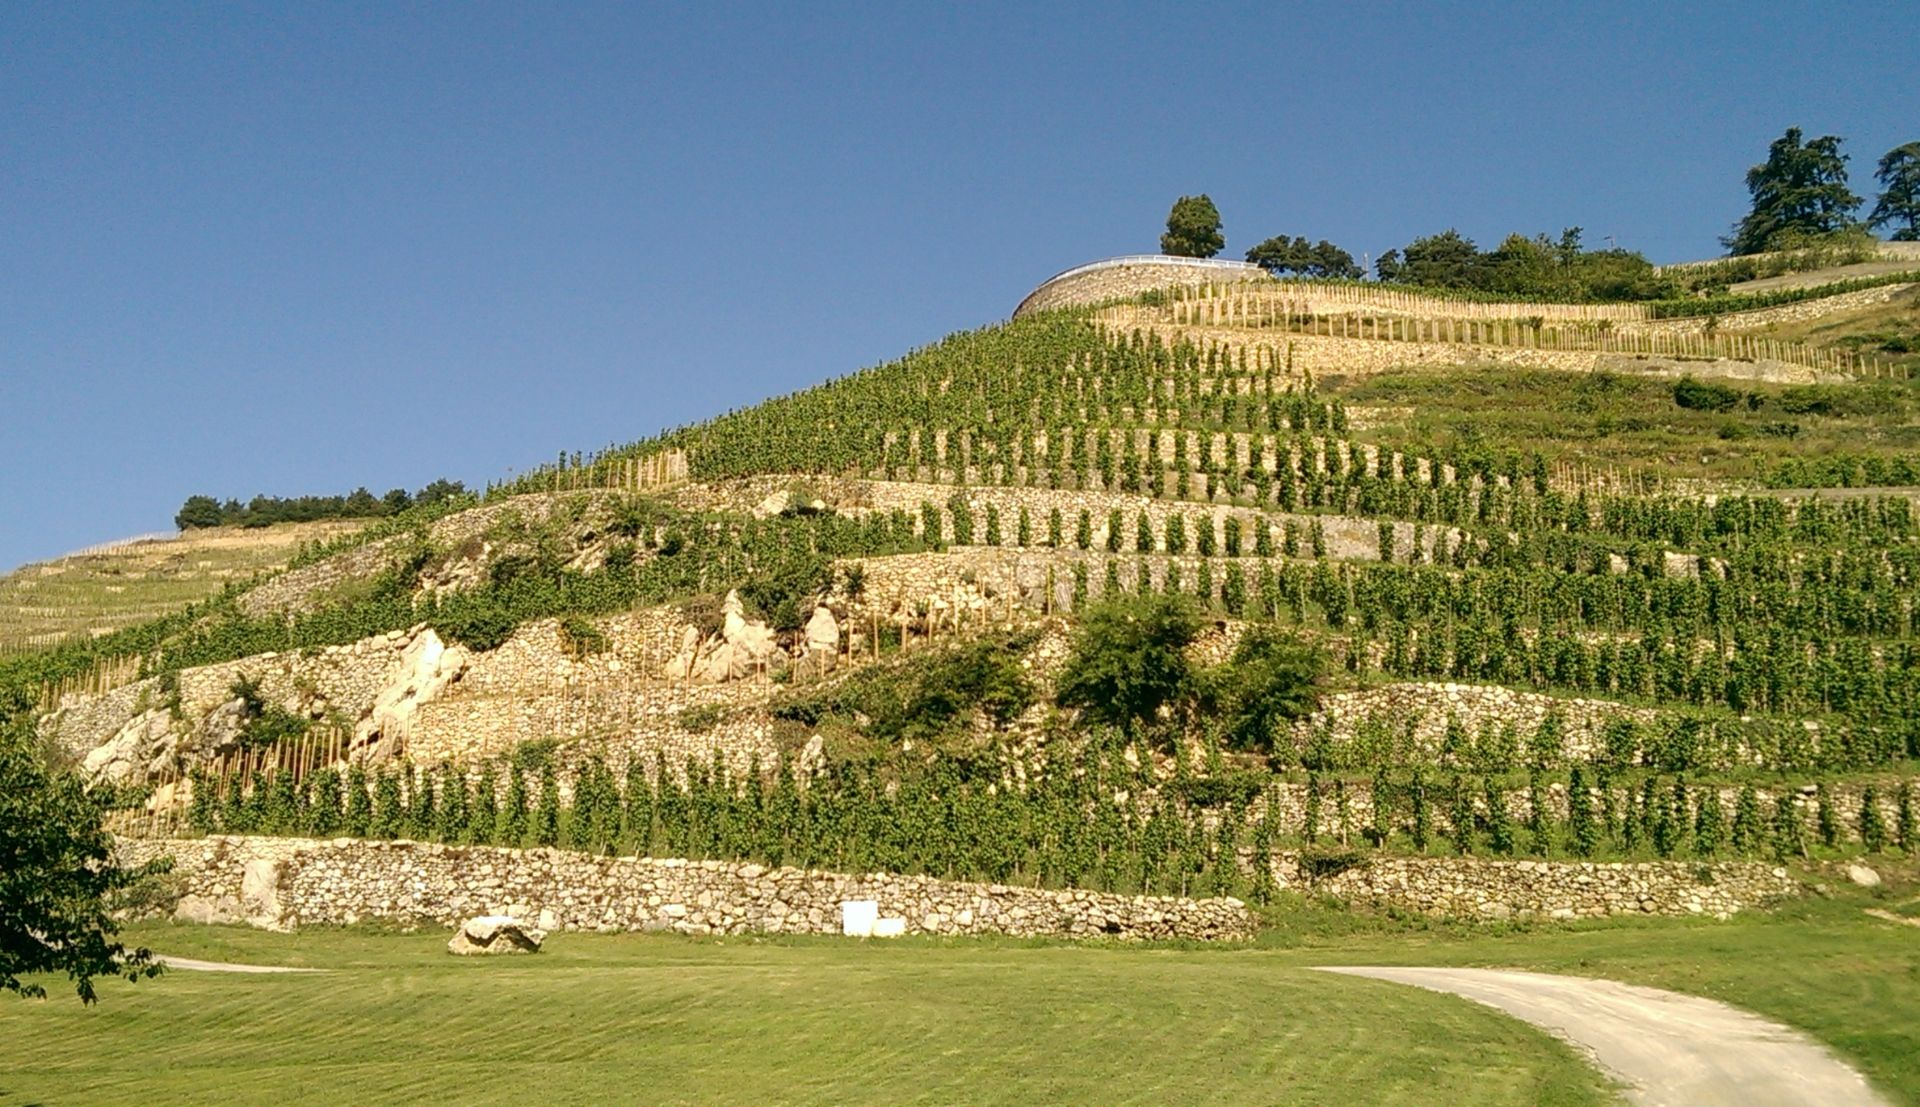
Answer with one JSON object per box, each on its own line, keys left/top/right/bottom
{"left": 8, "top": 259, "right": 1920, "bottom": 921}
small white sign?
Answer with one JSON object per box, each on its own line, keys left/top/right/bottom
{"left": 841, "top": 899, "right": 879, "bottom": 937}
{"left": 871, "top": 917, "right": 907, "bottom": 938}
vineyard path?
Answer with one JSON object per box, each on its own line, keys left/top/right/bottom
{"left": 1313, "top": 965, "right": 1888, "bottom": 1106}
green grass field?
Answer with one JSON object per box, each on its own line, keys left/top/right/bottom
{"left": 0, "top": 925, "right": 1616, "bottom": 1107}
{"left": 7, "top": 890, "right": 1919, "bottom": 1106}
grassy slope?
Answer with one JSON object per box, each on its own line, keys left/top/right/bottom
{"left": 0, "top": 521, "right": 368, "bottom": 653}
{"left": 0, "top": 925, "right": 1609, "bottom": 1107}
{"left": 1332, "top": 362, "right": 1920, "bottom": 484}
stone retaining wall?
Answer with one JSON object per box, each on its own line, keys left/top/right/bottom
{"left": 1015, "top": 258, "right": 1267, "bottom": 317}
{"left": 1626, "top": 282, "right": 1920, "bottom": 337}
{"left": 1274, "top": 853, "right": 1796, "bottom": 921}
{"left": 116, "top": 836, "right": 1254, "bottom": 941}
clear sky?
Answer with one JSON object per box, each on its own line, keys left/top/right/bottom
{"left": 4, "top": 2, "right": 1917, "bottom": 569}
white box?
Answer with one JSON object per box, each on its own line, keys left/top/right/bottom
{"left": 871, "top": 917, "right": 906, "bottom": 938}
{"left": 841, "top": 899, "right": 878, "bottom": 937}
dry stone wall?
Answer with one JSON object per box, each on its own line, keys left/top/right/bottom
{"left": 1288, "top": 681, "right": 1659, "bottom": 764}
{"left": 1272, "top": 852, "right": 1796, "bottom": 921}
{"left": 117, "top": 836, "right": 1254, "bottom": 941}
{"left": 1625, "top": 282, "right": 1920, "bottom": 337}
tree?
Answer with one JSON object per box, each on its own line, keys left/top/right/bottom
{"left": 1201, "top": 625, "right": 1327, "bottom": 753}
{"left": 1376, "top": 230, "right": 1482, "bottom": 287}
{"left": 1, "top": 708, "right": 162, "bottom": 1003}
{"left": 1726, "top": 127, "right": 1861, "bottom": 255}
{"left": 1056, "top": 594, "right": 1202, "bottom": 736}
{"left": 1161, "top": 195, "right": 1224, "bottom": 258}
{"left": 1869, "top": 142, "right": 1920, "bottom": 241}
{"left": 1245, "top": 235, "right": 1362, "bottom": 279}
{"left": 174, "top": 494, "right": 224, "bottom": 530}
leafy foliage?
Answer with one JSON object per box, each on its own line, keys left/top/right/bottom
{"left": 1726, "top": 127, "right": 1861, "bottom": 255}
{"left": 0, "top": 708, "right": 162, "bottom": 1003}
{"left": 1056, "top": 594, "right": 1201, "bottom": 736}
{"left": 1160, "top": 195, "right": 1224, "bottom": 258}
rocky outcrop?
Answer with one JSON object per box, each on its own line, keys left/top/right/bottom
{"left": 663, "top": 590, "right": 790, "bottom": 682}
{"left": 354, "top": 628, "right": 469, "bottom": 759}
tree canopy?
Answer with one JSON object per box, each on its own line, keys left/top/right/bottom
{"left": 1160, "top": 195, "right": 1224, "bottom": 258}
{"left": 1726, "top": 127, "right": 1861, "bottom": 255}
{"left": 1374, "top": 228, "right": 1671, "bottom": 301}
{"left": 1, "top": 698, "right": 162, "bottom": 1004}
{"left": 1245, "top": 235, "right": 1362, "bottom": 279}
{"left": 1869, "top": 141, "right": 1920, "bottom": 242}
{"left": 175, "top": 479, "right": 469, "bottom": 530}
{"left": 1196, "top": 625, "right": 1327, "bottom": 753}
{"left": 1055, "top": 593, "right": 1202, "bottom": 735}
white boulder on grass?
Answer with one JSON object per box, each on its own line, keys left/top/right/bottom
{"left": 448, "top": 915, "right": 546, "bottom": 956}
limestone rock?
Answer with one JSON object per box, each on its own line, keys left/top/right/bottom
{"left": 448, "top": 915, "right": 546, "bottom": 955}
{"left": 1845, "top": 864, "right": 1881, "bottom": 888}
{"left": 355, "top": 628, "right": 468, "bottom": 759}
{"left": 82, "top": 707, "right": 176, "bottom": 786}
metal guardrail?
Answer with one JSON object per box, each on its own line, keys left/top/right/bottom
{"left": 1028, "top": 254, "right": 1264, "bottom": 289}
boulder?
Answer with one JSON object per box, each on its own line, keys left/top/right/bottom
{"left": 448, "top": 915, "right": 547, "bottom": 956}
{"left": 1845, "top": 864, "right": 1881, "bottom": 888}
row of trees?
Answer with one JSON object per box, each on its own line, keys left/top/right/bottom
{"left": 1155, "top": 127, "right": 1920, "bottom": 289}
{"left": 174, "top": 479, "right": 468, "bottom": 530}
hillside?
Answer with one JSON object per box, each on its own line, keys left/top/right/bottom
{"left": 0, "top": 521, "right": 369, "bottom": 656}
{"left": 12, "top": 256, "right": 1920, "bottom": 925}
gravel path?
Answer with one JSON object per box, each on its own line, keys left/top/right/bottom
{"left": 155, "top": 955, "right": 324, "bottom": 974}
{"left": 1314, "top": 966, "right": 1887, "bottom": 1106}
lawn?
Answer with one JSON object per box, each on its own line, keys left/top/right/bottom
{"left": 0, "top": 923, "right": 1609, "bottom": 1107}
{"left": 5, "top": 892, "right": 1916, "bottom": 1105}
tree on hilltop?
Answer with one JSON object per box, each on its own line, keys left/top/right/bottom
{"left": 1726, "top": 127, "right": 1861, "bottom": 255}
{"left": 1245, "top": 235, "right": 1362, "bottom": 279}
{"left": 0, "top": 696, "right": 163, "bottom": 1004}
{"left": 1376, "top": 229, "right": 1482, "bottom": 286}
{"left": 1869, "top": 141, "right": 1920, "bottom": 241}
{"left": 1161, "top": 195, "right": 1224, "bottom": 258}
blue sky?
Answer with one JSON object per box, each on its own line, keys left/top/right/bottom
{"left": 4, "top": 2, "right": 1917, "bottom": 569}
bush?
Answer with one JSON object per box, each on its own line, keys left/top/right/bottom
{"left": 1201, "top": 626, "right": 1327, "bottom": 754}
{"left": 1671, "top": 376, "right": 1740, "bottom": 412}
{"left": 1056, "top": 594, "right": 1202, "bottom": 737}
